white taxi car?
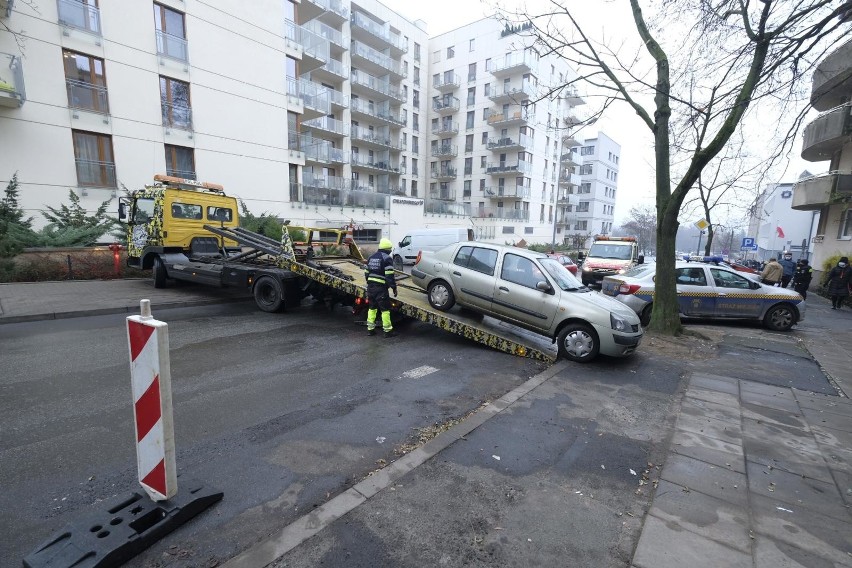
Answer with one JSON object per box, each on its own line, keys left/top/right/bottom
{"left": 601, "top": 260, "right": 805, "bottom": 330}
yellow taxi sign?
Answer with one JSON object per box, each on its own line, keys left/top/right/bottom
{"left": 694, "top": 218, "right": 710, "bottom": 231}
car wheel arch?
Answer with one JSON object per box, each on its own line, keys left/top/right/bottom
{"left": 763, "top": 302, "right": 799, "bottom": 331}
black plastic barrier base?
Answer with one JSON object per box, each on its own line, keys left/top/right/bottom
{"left": 23, "top": 478, "right": 223, "bottom": 568}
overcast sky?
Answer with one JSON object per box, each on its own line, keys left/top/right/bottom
{"left": 385, "top": 0, "right": 826, "bottom": 227}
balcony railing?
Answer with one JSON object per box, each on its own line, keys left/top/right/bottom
{"left": 429, "top": 188, "right": 457, "bottom": 201}
{"left": 326, "top": 87, "right": 348, "bottom": 108}
{"left": 66, "top": 79, "right": 109, "bottom": 114}
{"left": 425, "top": 201, "right": 467, "bottom": 216}
{"left": 303, "top": 171, "right": 350, "bottom": 191}
{"left": 432, "top": 96, "right": 460, "bottom": 113}
{"left": 303, "top": 139, "right": 348, "bottom": 164}
{"left": 301, "top": 18, "right": 347, "bottom": 49}
{"left": 166, "top": 168, "right": 196, "bottom": 180}
{"left": 351, "top": 126, "right": 403, "bottom": 150}
{"left": 801, "top": 103, "right": 852, "bottom": 162}
{"left": 430, "top": 166, "right": 457, "bottom": 180}
{"left": 471, "top": 206, "right": 529, "bottom": 221}
{"left": 350, "top": 70, "right": 405, "bottom": 102}
{"left": 303, "top": 115, "right": 349, "bottom": 136}
{"left": 485, "top": 160, "right": 532, "bottom": 175}
{"left": 303, "top": 185, "right": 390, "bottom": 210}
{"left": 483, "top": 185, "right": 531, "bottom": 199}
{"left": 57, "top": 0, "right": 101, "bottom": 35}
{"left": 431, "top": 144, "right": 458, "bottom": 157}
{"left": 350, "top": 11, "right": 407, "bottom": 53}
{"left": 488, "top": 80, "right": 534, "bottom": 102}
{"left": 434, "top": 72, "right": 460, "bottom": 91}
{"left": 315, "top": 57, "right": 348, "bottom": 79}
{"left": 0, "top": 53, "right": 25, "bottom": 108}
{"left": 791, "top": 171, "right": 852, "bottom": 211}
{"left": 155, "top": 30, "right": 188, "bottom": 63}
{"left": 351, "top": 154, "right": 402, "bottom": 173}
{"left": 286, "top": 77, "right": 331, "bottom": 115}
{"left": 303, "top": 0, "right": 349, "bottom": 20}
{"left": 486, "top": 133, "right": 532, "bottom": 151}
{"left": 559, "top": 152, "right": 579, "bottom": 166}
{"left": 349, "top": 97, "right": 405, "bottom": 125}
{"left": 161, "top": 101, "right": 192, "bottom": 130}
{"left": 351, "top": 40, "right": 406, "bottom": 78}
{"left": 487, "top": 51, "right": 536, "bottom": 75}
{"left": 432, "top": 122, "right": 459, "bottom": 135}
{"left": 485, "top": 107, "right": 532, "bottom": 126}
{"left": 75, "top": 159, "right": 116, "bottom": 188}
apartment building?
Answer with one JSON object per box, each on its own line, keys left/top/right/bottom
{"left": 0, "top": 2, "right": 601, "bottom": 245}
{"left": 747, "top": 180, "right": 819, "bottom": 262}
{"left": 572, "top": 132, "right": 619, "bottom": 240}
{"left": 790, "top": 37, "right": 852, "bottom": 277}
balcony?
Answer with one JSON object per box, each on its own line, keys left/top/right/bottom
{"left": 431, "top": 144, "right": 458, "bottom": 158}
{"left": 2, "top": 0, "right": 12, "bottom": 18}
{"left": 303, "top": 171, "right": 350, "bottom": 191}
{"left": 429, "top": 187, "right": 457, "bottom": 201}
{"left": 432, "top": 122, "right": 459, "bottom": 136}
{"left": 351, "top": 154, "right": 402, "bottom": 174}
{"left": 298, "top": 25, "right": 329, "bottom": 73}
{"left": 801, "top": 103, "right": 852, "bottom": 162}
{"left": 432, "top": 96, "right": 460, "bottom": 114}
{"left": 302, "top": 138, "right": 348, "bottom": 164}
{"left": 485, "top": 160, "right": 532, "bottom": 175}
{"left": 559, "top": 152, "right": 579, "bottom": 167}
{"left": 351, "top": 126, "right": 403, "bottom": 150}
{"left": 430, "top": 166, "right": 457, "bottom": 180}
{"left": 155, "top": 30, "right": 188, "bottom": 63}
{"left": 484, "top": 185, "right": 531, "bottom": 199}
{"left": 327, "top": 88, "right": 348, "bottom": 109}
{"left": 350, "top": 11, "right": 407, "bottom": 55}
{"left": 350, "top": 70, "right": 405, "bottom": 102}
{"left": 57, "top": 0, "right": 101, "bottom": 35}
{"left": 486, "top": 134, "right": 532, "bottom": 152}
{"left": 351, "top": 40, "right": 406, "bottom": 79}
{"left": 561, "top": 132, "right": 581, "bottom": 147}
{"left": 349, "top": 97, "right": 405, "bottom": 126}
{"left": 488, "top": 52, "right": 536, "bottom": 77}
{"left": 810, "top": 38, "right": 852, "bottom": 111}
{"left": 488, "top": 81, "right": 534, "bottom": 103}
{"left": 558, "top": 171, "right": 581, "bottom": 187}
{"left": 486, "top": 107, "right": 532, "bottom": 126}
{"left": 303, "top": 185, "right": 390, "bottom": 210}
{"left": 434, "top": 72, "right": 460, "bottom": 92}
{"left": 161, "top": 102, "right": 192, "bottom": 131}
{"left": 791, "top": 172, "right": 852, "bottom": 211}
{"left": 471, "top": 206, "right": 529, "bottom": 221}
{"left": 75, "top": 159, "right": 116, "bottom": 188}
{"left": 64, "top": 78, "right": 108, "bottom": 115}
{"left": 564, "top": 86, "right": 586, "bottom": 106}
{"left": 311, "top": 57, "right": 348, "bottom": 80}
{"left": 301, "top": 19, "right": 347, "bottom": 50}
{"left": 303, "top": 115, "right": 349, "bottom": 137}
{"left": 300, "top": 0, "right": 348, "bottom": 23}
{"left": 425, "top": 201, "right": 467, "bottom": 216}
{"left": 286, "top": 78, "right": 330, "bottom": 119}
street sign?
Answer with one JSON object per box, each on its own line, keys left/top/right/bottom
{"left": 740, "top": 237, "right": 758, "bottom": 251}
{"left": 694, "top": 219, "right": 710, "bottom": 231}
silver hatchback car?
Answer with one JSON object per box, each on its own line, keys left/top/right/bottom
{"left": 410, "top": 242, "right": 644, "bottom": 362}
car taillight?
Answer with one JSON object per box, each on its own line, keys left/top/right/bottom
{"left": 415, "top": 251, "right": 422, "bottom": 265}
{"left": 618, "top": 283, "right": 641, "bottom": 295}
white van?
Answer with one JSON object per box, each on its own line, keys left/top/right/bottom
{"left": 392, "top": 227, "right": 473, "bottom": 269}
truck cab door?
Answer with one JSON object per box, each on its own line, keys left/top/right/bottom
{"left": 127, "top": 197, "right": 159, "bottom": 260}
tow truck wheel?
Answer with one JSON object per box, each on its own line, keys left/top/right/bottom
{"left": 254, "top": 276, "right": 285, "bottom": 313}
{"left": 152, "top": 256, "right": 167, "bottom": 289}
{"left": 557, "top": 323, "right": 599, "bottom": 363}
{"left": 763, "top": 303, "right": 795, "bottom": 332}
{"left": 427, "top": 280, "right": 455, "bottom": 311}
{"left": 393, "top": 255, "right": 403, "bottom": 271}
{"left": 640, "top": 304, "right": 653, "bottom": 327}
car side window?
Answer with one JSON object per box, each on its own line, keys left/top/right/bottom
{"left": 675, "top": 267, "right": 707, "bottom": 286}
{"left": 710, "top": 268, "right": 750, "bottom": 289}
{"left": 454, "top": 246, "right": 474, "bottom": 268}
{"left": 501, "top": 253, "right": 542, "bottom": 288}
{"left": 400, "top": 236, "right": 411, "bottom": 247}
{"left": 468, "top": 247, "right": 498, "bottom": 275}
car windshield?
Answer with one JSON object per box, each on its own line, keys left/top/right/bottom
{"left": 540, "top": 258, "right": 585, "bottom": 290}
{"left": 587, "top": 243, "right": 633, "bottom": 260}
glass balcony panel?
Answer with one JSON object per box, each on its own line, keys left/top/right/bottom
{"left": 425, "top": 201, "right": 467, "bottom": 216}
{"left": 350, "top": 11, "right": 407, "bottom": 53}
{"left": 161, "top": 101, "right": 193, "bottom": 130}
{"left": 166, "top": 168, "right": 196, "bottom": 180}
{"left": 471, "top": 206, "right": 529, "bottom": 220}
{"left": 431, "top": 144, "right": 458, "bottom": 157}
{"left": 0, "top": 53, "right": 25, "bottom": 107}
{"left": 304, "top": 115, "right": 349, "bottom": 135}
{"left": 66, "top": 79, "right": 109, "bottom": 114}
{"left": 433, "top": 96, "right": 460, "bottom": 113}
{"left": 351, "top": 40, "right": 406, "bottom": 78}
{"left": 75, "top": 159, "right": 116, "bottom": 187}
{"left": 301, "top": 19, "right": 347, "bottom": 49}
{"left": 350, "top": 70, "right": 404, "bottom": 101}
{"left": 155, "top": 30, "right": 188, "bottom": 63}
{"left": 57, "top": 0, "right": 101, "bottom": 35}
{"left": 433, "top": 72, "right": 460, "bottom": 91}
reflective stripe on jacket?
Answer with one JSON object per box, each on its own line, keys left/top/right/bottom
{"left": 365, "top": 251, "right": 396, "bottom": 289}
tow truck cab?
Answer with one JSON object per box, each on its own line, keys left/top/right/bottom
{"left": 118, "top": 174, "right": 241, "bottom": 270}
{"left": 578, "top": 235, "right": 643, "bottom": 287}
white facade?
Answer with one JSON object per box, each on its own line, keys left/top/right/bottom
{"left": 748, "top": 181, "right": 819, "bottom": 261}
{"left": 574, "top": 132, "right": 620, "bottom": 239}
{"left": 0, "top": 2, "right": 591, "bottom": 246}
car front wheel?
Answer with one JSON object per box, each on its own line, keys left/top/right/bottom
{"left": 393, "top": 255, "right": 403, "bottom": 271}
{"left": 763, "top": 303, "right": 796, "bottom": 332}
{"left": 557, "top": 323, "right": 600, "bottom": 363}
{"left": 427, "top": 280, "right": 455, "bottom": 311}
{"left": 640, "top": 304, "right": 653, "bottom": 327}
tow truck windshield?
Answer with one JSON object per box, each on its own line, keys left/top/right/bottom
{"left": 587, "top": 244, "right": 633, "bottom": 260}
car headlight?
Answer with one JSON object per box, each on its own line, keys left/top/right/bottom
{"left": 583, "top": 266, "right": 592, "bottom": 272}
{"left": 610, "top": 313, "right": 629, "bottom": 332}
{"left": 617, "top": 268, "right": 626, "bottom": 274}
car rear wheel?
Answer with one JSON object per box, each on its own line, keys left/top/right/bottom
{"left": 557, "top": 323, "right": 600, "bottom": 363}
{"left": 640, "top": 304, "right": 653, "bottom": 327}
{"left": 763, "top": 303, "right": 796, "bottom": 332}
{"left": 427, "top": 280, "right": 455, "bottom": 311}
{"left": 393, "top": 255, "right": 403, "bottom": 271}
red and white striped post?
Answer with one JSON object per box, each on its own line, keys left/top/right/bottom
{"left": 126, "top": 299, "right": 177, "bottom": 501}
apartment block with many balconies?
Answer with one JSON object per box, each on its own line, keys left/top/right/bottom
{"left": 569, "top": 132, "right": 620, "bottom": 240}
{"left": 791, "top": 37, "right": 852, "bottom": 275}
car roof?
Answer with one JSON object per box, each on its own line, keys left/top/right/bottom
{"left": 452, "top": 242, "right": 549, "bottom": 260}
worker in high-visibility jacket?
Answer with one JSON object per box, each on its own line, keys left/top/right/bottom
{"left": 364, "top": 238, "right": 398, "bottom": 337}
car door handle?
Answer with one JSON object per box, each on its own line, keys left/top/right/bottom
{"left": 717, "top": 292, "right": 727, "bottom": 296}
{"left": 499, "top": 286, "right": 509, "bottom": 292}
{"left": 452, "top": 271, "right": 461, "bottom": 277}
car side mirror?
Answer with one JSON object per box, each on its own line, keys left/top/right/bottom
{"left": 536, "top": 280, "right": 553, "bottom": 293}
{"left": 751, "top": 280, "right": 761, "bottom": 290}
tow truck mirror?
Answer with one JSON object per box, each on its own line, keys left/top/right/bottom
{"left": 577, "top": 251, "right": 585, "bottom": 260}
{"left": 118, "top": 199, "right": 129, "bottom": 223}
{"left": 638, "top": 255, "right": 645, "bottom": 264}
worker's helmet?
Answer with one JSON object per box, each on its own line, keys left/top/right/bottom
{"left": 379, "top": 238, "right": 393, "bottom": 251}
{"left": 783, "top": 251, "right": 792, "bottom": 259}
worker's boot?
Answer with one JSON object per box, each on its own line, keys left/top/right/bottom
{"left": 383, "top": 330, "right": 398, "bottom": 338}
{"left": 367, "top": 328, "right": 376, "bottom": 336}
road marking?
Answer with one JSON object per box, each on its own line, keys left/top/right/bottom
{"left": 398, "top": 365, "right": 439, "bottom": 380}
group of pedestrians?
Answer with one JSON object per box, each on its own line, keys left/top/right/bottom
{"left": 759, "top": 252, "right": 850, "bottom": 308}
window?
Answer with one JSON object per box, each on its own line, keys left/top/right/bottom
{"left": 480, "top": 156, "right": 486, "bottom": 168}
{"left": 170, "top": 202, "right": 202, "bottom": 219}
{"left": 481, "top": 132, "right": 488, "bottom": 144}
{"left": 454, "top": 246, "right": 498, "bottom": 275}
{"left": 414, "top": 42, "right": 421, "bottom": 62}
{"left": 58, "top": 0, "right": 101, "bottom": 35}
{"left": 285, "top": 55, "right": 297, "bottom": 79}
{"left": 411, "top": 180, "right": 418, "bottom": 197}
{"left": 413, "top": 112, "right": 419, "bottom": 131}
{"left": 464, "top": 180, "right": 472, "bottom": 197}
{"left": 580, "top": 182, "right": 591, "bottom": 193}
{"left": 165, "top": 144, "right": 195, "bottom": 179}
{"left": 580, "top": 145, "right": 595, "bottom": 156}
{"left": 464, "top": 157, "right": 473, "bottom": 175}
{"left": 447, "top": 46, "right": 455, "bottom": 59}
{"left": 413, "top": 89, "right": 420, "bottom": 108}
{"left": 467, "top": 87, "right": 475, "bottom": 107}
{"left": 433, "top": 50, "right": 441, "bottom": 62}
{"left": 469, "top": 38, "right": 475, "bottom": 51}
{"left": 412, "top": 136, "right": 419, "bottom": 153}
{"left": 63, "top": 50, "right": 109, "bottom": 114}
{"left": 468, "top": 62, "right": 476, "bottom": 82}
{"left": 580, "top": 164, "right": 593, "bottom": 175}
{"left": 413, "top": 66, "right": 420, "bottom": 86}
{"left": 676, "top": 268, "right": 708, "bottom": 286}
{"left": 485, "top": 58, "right": 491, "bottom": 71}
{"left": 466, "top": 111, "right": 474, "bottom": 129}
{"left": 288, "top": 111, "right": 299, "bottom": 149}
{"left": 577, "top": 201, "right": 589, "bottom": 212}
{"left": 839, "top": 209, "right": 852, "bottom": 239}
{"left": 465, "top": 134, "right": 474, "bottom": 153}
{"left": 72, "top": 130, "right": 116, "bottom": 187}
{"left": 501, "top": 253, "right": 544, "bottom": 289}
{"left": 160, "top": 76, "right": 192, "bottom": 129}
{"left": 153, "top": 3, "right": 187, "bottom": 61}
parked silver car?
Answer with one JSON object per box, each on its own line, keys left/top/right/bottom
{"left": 601, "top": 261, "right": 805, "bottom": 330}
{"left": 410, "top": 242, "right": 644, "bottom": 362}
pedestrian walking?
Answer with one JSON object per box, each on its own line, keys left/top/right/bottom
{"left": 824, "top": 256, "right": 851, "bottom": 310}
{"left": 792, "top": 259, "right": 813, "bottom": 299}
{"left": 760, "top": 257, "right": 783, "bottom": 286}
{"left": 364, "top": 238, "right": 399, "bottom": 337}
{"left": 778, "top": 252, "right": 796, "bottom": 288}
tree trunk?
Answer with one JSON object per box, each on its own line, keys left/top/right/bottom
{"left": 648, "top": 203, "right": 682, "bottom": 334}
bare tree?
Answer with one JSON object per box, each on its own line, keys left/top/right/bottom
{"left": 1, "top": 0, "right": 39, "bottom": 53}
{"left": 621, "top": 204, "right": 657, "bottom": 255}
{"left": 501, "top": 0, "right": 850, "bottom": 334}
